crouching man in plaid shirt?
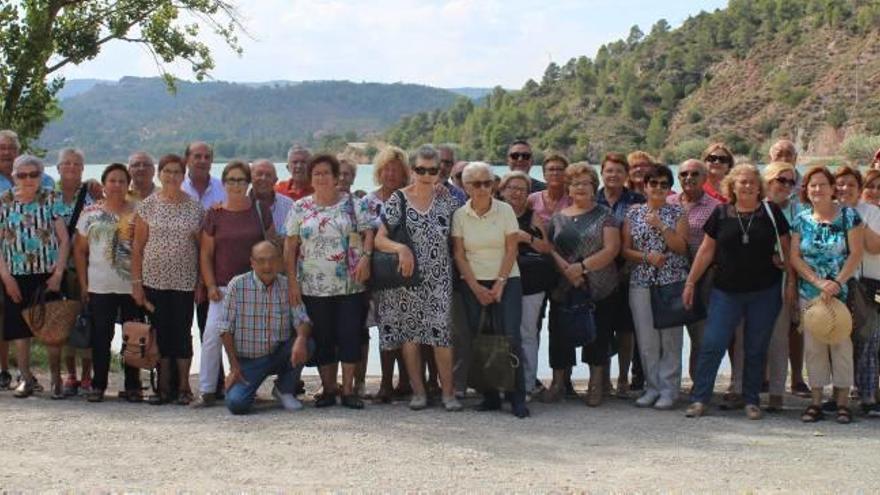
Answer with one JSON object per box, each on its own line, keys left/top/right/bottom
{"left": 219, "top": 241, "right": 313, "bottom": 414}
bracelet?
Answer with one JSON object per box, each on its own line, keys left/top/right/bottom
{"left": 831, "top": 279, "right": 843, "bottom": 289}
{"left": 642, "top": 252, "right": 649, "bottom": 264}
{"left": 684, "top": 281, "right": 696, "bottom": 288}
{"left": 496, "top": 276, "right": 507, "bottom": 282}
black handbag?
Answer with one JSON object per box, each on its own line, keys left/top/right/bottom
{"left": 557, "top": 286, "right": 597, "bottom": 347}
{"left": 518, "top": 251, "right": 559, "bottom": 295}
{"left": 370, "top": 191, "right": 423, "bottom": 290}
{"left": 467, "top": 308, "right": 517, "bottom": 392}
{"left": 650, "top": 280, "right": 706, "bottom": 328}
{"left": 68, "top": 306, "right": 93, "bottom": 349}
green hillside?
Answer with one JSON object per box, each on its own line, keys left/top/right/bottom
{"left": 385, "top": 0, "right": 880, "bottom": 164}
{"left": 37, "top": 78, "right": 463, "bottom": 162}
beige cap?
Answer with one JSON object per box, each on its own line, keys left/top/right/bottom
{"left": 802, "top": 297, "right": 852, "bottom": 345}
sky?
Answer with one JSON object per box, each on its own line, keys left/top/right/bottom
{"left": 58, "top": 0, "right": 729, "bottom": 89}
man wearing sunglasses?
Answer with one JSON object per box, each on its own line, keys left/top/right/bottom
{"left": 701, "top": 143, "right": 735, "bottom": 203}
{"left": 507, "top": 140, "right": 545, "bottom": 193}
{"left": 667, "top": 159, "right": 720, "bottom": 384}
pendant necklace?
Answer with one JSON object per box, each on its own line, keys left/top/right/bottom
{"left": 736, "top": 208, "right": 756, "bottom": 245}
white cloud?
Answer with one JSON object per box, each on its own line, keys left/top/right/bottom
{"left": 58, "top": 0, "right": 727, "bottom": 88}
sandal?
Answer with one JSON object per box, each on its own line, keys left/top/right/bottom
{"left": 341, "top": 394, "right": 365, "bottom": 409}
{"left": 176, "top": 391, "right": 194, "bottom": 405}
{"left": 801, "top": 404, "right": 824, "bottom": 423}
{"left": 540, "top": 385, "right": 564, "bottom": 403}
{"left": 836, "top": 406, "right": 853, "bottom": 424}
{"left": 125, "top": 389, "right": 144, "bottom": 403}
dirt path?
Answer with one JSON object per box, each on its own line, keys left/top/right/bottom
{"left": 3, "top": 375, "right": 879, "bottom": 492}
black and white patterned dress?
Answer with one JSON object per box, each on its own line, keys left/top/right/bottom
{"left": 375, "top": 188, "right": 460, "bottom": 349}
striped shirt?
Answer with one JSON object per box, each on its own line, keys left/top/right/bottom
{"left": 218, "top": 271, "right": 311, "bottom": 359}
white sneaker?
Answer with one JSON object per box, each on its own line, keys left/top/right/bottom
{"left": 635, "top": 390, "right": 660, "bottom": 408}
{"left": 654, "top": 396, "right": 676, "bottom": 410}
{"left": 272, "top": 386, "right": 303, "bottom": 411}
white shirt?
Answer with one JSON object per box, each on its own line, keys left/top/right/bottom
{"left": 857, "top": 201, "right": 880, "bottom": 279}
{"left": 182, "top": 174, "right": 226, "bottom": 209}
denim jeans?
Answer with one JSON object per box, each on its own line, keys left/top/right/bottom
{"left": 691, "top": 281, "right": 782, "bottom": 406}
{"left": 459, "top": 278, "right": 525, "bottom": 402}
{"left": 226, "top": 338, "right": 306, "bottom": 415}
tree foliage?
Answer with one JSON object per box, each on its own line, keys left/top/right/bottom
{"left": 0, "top": 0, "right": 244, "bottom": 150}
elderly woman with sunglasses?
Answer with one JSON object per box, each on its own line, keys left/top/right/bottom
{"left": 374, "top": 145, "right": 462, "bottom": 411}
{"left": 453, "top": 161, "right": 528, "bottom": 418}
{"left": 834, "top": 166, "right": 880, "bottom": 417}
{"left": 193, "top": 161, "right": 275, "bottom": 408}
{"left": 683, "top": 164, "right": 792, "bottom": 420}
{"left": 666, "top": 159, "right": 720, "bottom": 386}
{"left": 0, "top": 155, "right": 70, "bottom": 398}
{"left": 622, "top": 165, "right": 690, "bottom": 410}
{"left": 702, "top": 143, "right": 735, "bottom": 203}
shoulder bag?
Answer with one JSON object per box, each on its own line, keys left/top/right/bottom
{"left": 840, "top": 207, "right": 872, "bottom": 334}
{"left": 22, "top": 286, "right": 81, "bottom": 346}
{"left": 370, "top": 190, "right": 423, "bottom": 290}
{"left": 557, "top": 285, "right": 597, "bottom": 347}
{"left": 467, "top": 307, "right": 517, "bottom": 392}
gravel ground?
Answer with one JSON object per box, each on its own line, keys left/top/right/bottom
{"left": 3, "top": 374, "right": 879, "bottom": 493}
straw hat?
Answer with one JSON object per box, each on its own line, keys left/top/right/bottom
{"left": 802, "top": 297, "right": 852, "bottom": 345}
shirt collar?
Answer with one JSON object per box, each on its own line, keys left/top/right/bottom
{"left": 249, "top": 271, "right": 279, "bottom": 291}
{"left": 464, "top": 197, "right": 499, "bottom": 219}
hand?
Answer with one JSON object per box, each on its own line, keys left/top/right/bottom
{"left": 472, "top": 283, "right": 495, "bottom": 306}
{"left": 2, "top": 276, "right": 22, "bottom": 304}
{"left": 194, "top": 283, "right": 207, "bottom": 305}
{"left": 646, "top": 210, "right": 663, "bottom": 230}
{"left": 207, "top": 286, "right": 223, "bottom": 302}
{"left": 132, "top": 283, "right": 145, "bottom": 307}
{"left": 646, "top": 252, "right": 667, "bottom": 268}
{"left": 564, "top": 263, "right": 585, "bottom": 287}
{"left": 354, "top": 256, "right": 371, "bottom": 284}
{"left": 224, "top": 366, "right": 248, "bottom": 392}
{"left": 288, "top": 281, "right": 302, "bottom": 307}
{"left": 816, "top": 279, "right": 840, "bottom": 301}
{"left": 489, "top": 279, "right": 506, "bottom": 303}
{"left": 517, "top": 230, "right": 532, "bottom": 245}
{"left": 682, "top": 283, "right": 695, "bottom": 310}
{"left": 46, "top": 271, "right": 63, "bottom": 293}
{"left": 291, "top": 336, "right": 310, "bottom": 367}
{"left": 396, "top": 245, "right": 415, "bottom": 278}
{"left": 80, "top": 290, "right": 90, "bottom": 305}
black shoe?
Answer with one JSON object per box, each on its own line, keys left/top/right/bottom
{"left": 295, "top": 379, "right": 306, "bottom": 396}
{"left": 821, "top": 399, "right": 838, "bottom": 412}
{"left": 512, "top": 402, "right": 531, "bottom": 418}
{"left": 475, "top": 398, "right": 502, "bottom": 412}
{"left": 0, "top": 370, "right": 11, "bottom": 390}
{"left": 341, "top": 394, "right": 364, "bottom": 409}
{"left": 315, "top": 393, "right": 337, "bottom": 408}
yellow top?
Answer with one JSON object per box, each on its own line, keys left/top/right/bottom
{"left": 452, "top": 198, "right": 520, "bottom": 281}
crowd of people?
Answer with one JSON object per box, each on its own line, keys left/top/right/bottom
{"left": 1, "top": 127, "right": 880, "bottom": 423}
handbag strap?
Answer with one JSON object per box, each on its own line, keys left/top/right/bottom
{"left": 762, "top": 200, "right": 784, "bottom": 265}
{"left": 28, "top": 284, "right": 48, "bottom": 330}
{"left": 66, "top": 184, "right": 89, "bottom": 239}
{"left": 253, "top": 199, "right": 268, "bottom": 241}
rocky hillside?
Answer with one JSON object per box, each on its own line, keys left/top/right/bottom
{"left": 385, "top": 0, "right": 880, "bottom": 163}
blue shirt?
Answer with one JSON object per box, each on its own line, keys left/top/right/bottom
{"left": 597, "top": 187, "right": 645, "bottom": 224}
{"left": 792, "top": 206, "right": 862, "bottom": 301}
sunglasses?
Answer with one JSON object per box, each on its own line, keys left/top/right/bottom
{"left": 509, "top": 152, "right": 532, "bottom": 161}
{"left": 773, "top": 177, "right": 796, "bottom": 187}
{"left": 647, "top": 179, "right": 670, "bottom": 189}
{"left": 468, "top": 180, "right": 494, "bottom": 189}
{"left": 679, "top": 171, "right": 701, "bottom": 179}
{"left": 705, "top": 154, "right": 732, "bottom": 165}
{"left": 14, "top": 171, "right": 41, "bottom": 180}
{"left": 413, "top": 166, "right": 440, "bottom": 176}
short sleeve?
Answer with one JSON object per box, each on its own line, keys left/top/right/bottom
{"left": 790, "top": 211, "right": 805, "bottom": 235}
{"left": 291, "top": 303, "right": 312, "bottom": 329}
{"left": 702, "top": 205, "right": 723, "bottom": 239}
{"left": 845, "top": 206, "right": 863, "bottom": 230}
{"left": 353, "top": 195, "right": 372, "bottom": 232}
{"left": 217, "top": 281, "right": 237, "bottom": 335}
{"left": 500, "top": 202, "right": 519, "bottom": 236}
{"left": 451, "top": 208, "right": 464, "bottom": 238}
{"left": 75, "top": 210, "right": 92, "bottom": 237}
{"left": 602, "top": 210, "right": 621, "bottom": 230}
{"left": 286, "top": 201, "right": 304, "bottom": 237}
{"left": 381, "top": 191, "right": 404, "bottom": 230}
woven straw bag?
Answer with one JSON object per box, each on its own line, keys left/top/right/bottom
{"left": 21, "top": 286, "right": 80, "bottom": 346}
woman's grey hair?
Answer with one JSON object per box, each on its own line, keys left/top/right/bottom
{"left": 13, "top": 154, "right": 44, "bottom": 174}
{"left": 410, "top": 144, "right": 438, "bottom": 166}
{"left": 57, "top": 147, "right": 85, "bottom": 165}
{"left": 462, "top": 161, "right": 493, "bottom": 183}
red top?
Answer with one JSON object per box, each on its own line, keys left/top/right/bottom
{"left": 703, "top": 181, "right": 727, "bottom": 203}
{"left": 274, "top": 179, "right": 313, "bottom": 201}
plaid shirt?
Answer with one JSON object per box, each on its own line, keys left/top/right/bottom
{"left": 218, "top": 271, "right": 311, "bottom": 359}
{"left": 668, "top": 192, "right": 721, "bottom": 256}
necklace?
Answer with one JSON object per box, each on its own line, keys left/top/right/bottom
{"left": 735, "top": 208, "right": 756, "bottom": 244}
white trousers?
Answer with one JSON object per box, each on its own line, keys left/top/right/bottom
{"left": 199, "top": 286, "right": 227, "bottom": 395}
{"left": 519, "top": 292, "right": 545, "bottom": 392}
{"left": 629, "top": 286, "right": 683, "bottom": 400}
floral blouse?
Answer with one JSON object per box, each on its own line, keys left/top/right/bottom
{"left": 792, "top": 206, "right": 862, "bottom": 301}
{"left": 286, "top": 193, "right": 372, "bottom": 297}
{"left": 626, "top": 204, "right": 690, "bottom": 287}
{"left": 0, "top": 189, "right": 64, "bottom": 276}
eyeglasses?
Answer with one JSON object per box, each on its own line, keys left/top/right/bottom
{"left": 773, "top": 177, "right": 796, "bottom": 187}
{"left": 509, "top": 152, "right": 532, "bottom": 161}
{"left": 224, "top": 177, "right": 249, "bottom": 185}
{"left": 14, "top": 171, "right": 41, "bottom": 180}
{"left": 468, "top": 180, "right": 494, "bottom": 189}
{"left": 705, "top": 154, "right": 732, "bottom": 165}
{"left": 679, "top": 171, "right": 701, "bottom": 179}
{"left": 647, "top": 179, "right": 670, "bottom": 189}
{"left": 413, "top": 166, "right": 440, "bottom": 176}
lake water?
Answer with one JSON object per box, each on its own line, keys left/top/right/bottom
{"left": 64, "top": 163, "right": 716, "bottom": 381}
